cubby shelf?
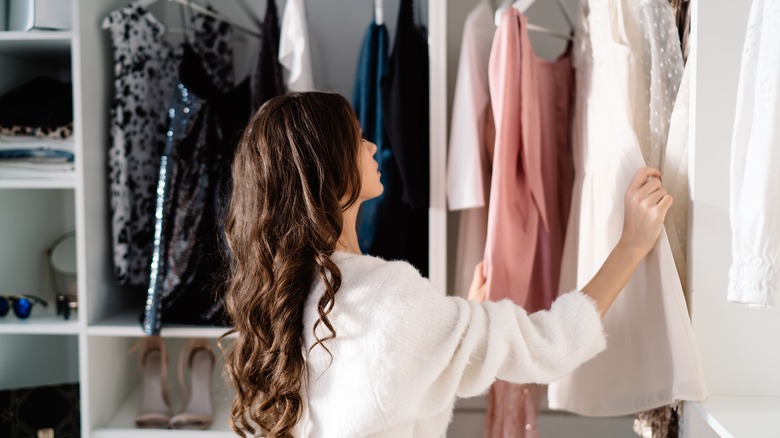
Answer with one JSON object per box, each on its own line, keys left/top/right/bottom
{"left": 92, "top": 384, "right": 234, "bottom": 438}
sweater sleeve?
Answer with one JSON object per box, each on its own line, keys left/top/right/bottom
{"left": 368, "top": 261, "right": 606, "bottom": 419}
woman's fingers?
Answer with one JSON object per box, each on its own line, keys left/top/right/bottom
{"left": 657, "top": 194, "right": 674, "bottom": 216}
{"left": 468, "top": 261, "right": 487, "bottom": 302}
{"left": 636, "top": 176, "right": 663, "bottom": 198}
{"left": 471, "top": 261, "right": 485, "bottom": 285}
{"left": 644, "top": 186, "right": 668, "bottom": 207}
{"left": 628, "top": 167, "right": 662, "bottom": 194}
{"left": 620, "top": 167, "right": 673, "bottom": 256}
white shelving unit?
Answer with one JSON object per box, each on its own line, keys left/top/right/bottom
{"left": 0, "top": 11, "right": 83, "bottom": 438}
{"left": 0, "top": 13, "right": 79, "bottom": 398}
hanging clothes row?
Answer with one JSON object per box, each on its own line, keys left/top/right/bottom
{"left": 447, "top": 0, "right": 706, "bottom": 437}
{"left": 103, "top": 0, "right": 309, "bottom": 289}
{"left": 105, "top": 0, "right": 429, "bottom": 332}
{"left": 103, "top": 0, "right": 300, "bottom": 334}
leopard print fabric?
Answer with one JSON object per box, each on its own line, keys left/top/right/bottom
{"left": 103, "top": 3, "right": 179, "bottom": 286}
{"left": 0, "top": 123, "right": 73, "bottom": 139}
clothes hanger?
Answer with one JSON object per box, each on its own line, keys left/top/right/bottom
{"left": 167, "top": 0, "right": 261, "bottom": 38}
{"left": 518, "top": 0, "right": 575, "bottom": 29}
{"left": 375, "top": 0, "right": 384, "bottom": 25}
{"left": 234, "top": 0, "right": 262, "bottom": 29}
{"left": 494, "top": 0, "right": 572, "bottom": 41}
{"left": 137, "top": 0, "right": 160, "bottom": 7}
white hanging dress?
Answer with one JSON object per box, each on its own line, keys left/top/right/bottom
{"left": 548, "top": 0, "right": 708, "bottom": 416}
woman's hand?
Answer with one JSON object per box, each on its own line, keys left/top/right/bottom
{"left": 468, "top": 261, "right": 487, "bottom": 302}
{"left": 619, "top": 167, "right": 673, "bottom": 257}
{"left": 581, "top": 167, "right": 673, "bottom": 315}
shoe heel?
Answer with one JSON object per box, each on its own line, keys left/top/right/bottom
{"left": 170, "top": 338, "right": 215, "bottom": 430}
{"left": 131, "top": 335, "right": 172, "bottom": 428}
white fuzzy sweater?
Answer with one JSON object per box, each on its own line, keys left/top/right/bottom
{"left": 294, "top": 252, "right": 606, "bottom": 437}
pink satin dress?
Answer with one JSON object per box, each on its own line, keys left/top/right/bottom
{"left": 484, "top": 8, "right": 575, "bottom": 437}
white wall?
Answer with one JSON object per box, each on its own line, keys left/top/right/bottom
{"left": 690, "top": 0, "right": 780, "bottom": 397}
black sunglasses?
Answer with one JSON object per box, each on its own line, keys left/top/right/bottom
{"left": 0, "top": 294, "right": 48, "bottom": 319}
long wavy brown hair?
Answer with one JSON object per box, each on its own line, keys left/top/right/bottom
{"left": 222, "top": 92, "right": 362, "bottom": 437}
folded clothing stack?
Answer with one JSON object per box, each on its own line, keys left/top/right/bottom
{"left": 0, "top": 136, "right": 75, "bottom": 172}
{"left": 0, "top": 77, "right": 74, "bottom": 176}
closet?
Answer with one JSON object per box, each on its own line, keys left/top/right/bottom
{"left": 0, "top": 0, "right": 777, "bottom": 437}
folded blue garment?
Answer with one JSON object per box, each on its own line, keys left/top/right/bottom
{"left": 0, "top": 147, "right": 74, "bottom": 162}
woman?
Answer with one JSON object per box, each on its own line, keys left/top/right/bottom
{"left": 223, "top": 92, "right": 671, "bottom": 437}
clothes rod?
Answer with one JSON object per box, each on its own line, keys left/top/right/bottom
{"left": 168, "top": 0, "right": 261, "bottom": 38}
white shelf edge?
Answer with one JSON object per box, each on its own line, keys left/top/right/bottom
{"left": 686, "top": 396, "right": 780, "bottom": 438}
{"left": 0, "top": 31, "right": 73, "bottom": 41}
{"left": 88, "top": 310, "right": 233, "bottom": 339}
{"left": 92, "top": 430, "right": 236, "bottom": 438}
{"left": 87, "top": 325, "right": 233, "bottom": 339}
{"left": 688, "top": 401, "right": 733, "bottom": 438}
{"left": 0, "top": 317, "right": 80, "bottom": 335}
{"left": 0, "top": 177, "right": 77, "bottom": 189}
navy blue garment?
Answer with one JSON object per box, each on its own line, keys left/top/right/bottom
{"left": 372, "top": 0, "right": 429, "bottom": 276}
{"left": 0, "top": 148, "right": 73, "bottom": 162}
{"left": 353, "top": 21, "right": 390, "bottom": 253}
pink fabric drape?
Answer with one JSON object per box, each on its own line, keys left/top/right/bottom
{"left": 484, "top": 9, "right": 574, "bottom": 437}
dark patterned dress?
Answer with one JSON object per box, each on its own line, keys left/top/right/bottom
{"left": 143, "top": 15, "right": 250, "bottom": 334}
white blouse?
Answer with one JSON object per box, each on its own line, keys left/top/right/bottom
{"left": 729, "top": 0, "right": 780, "bottom": 308}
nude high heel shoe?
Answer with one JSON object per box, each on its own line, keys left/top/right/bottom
{"left": 130, "top": 335, "right": 172, "bottom": 428}
{"left": 169, "top": 338, "right": 215, "bottom": 430}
